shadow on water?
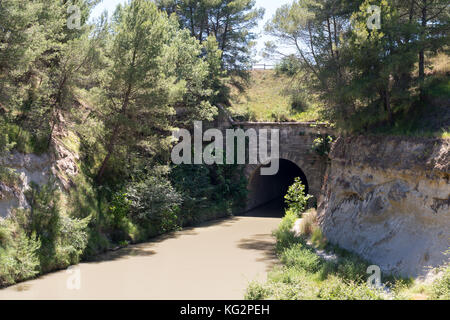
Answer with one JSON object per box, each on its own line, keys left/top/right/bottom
{"left": 238, "top": 198, "right": 286, "bottom": 218}
{"left": 86, "top": 200, "right": 285, "bottom": 264}
{"left": 237, "top": 234, "right": 280, "bottom": 271}
{"left": 86, "top": 218, "right": 242, "bottom": 264}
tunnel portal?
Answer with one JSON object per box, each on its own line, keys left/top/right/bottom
{"left": 246, "top": 159, "right": 308, "bottom": 212}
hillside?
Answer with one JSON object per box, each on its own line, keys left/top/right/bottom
{"left": 228, "top": 70, "right": 321, "bottom": 122}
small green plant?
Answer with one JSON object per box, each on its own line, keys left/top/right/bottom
{"left": 107, "top": 191, "right": 131, "bottom": 231}
{"left": 0, "top": 221, "right": 41, "bottom": 287}
{"left": 312, "top": 134, "right": 334, "bottom": 157}
{"left": 284, "top": 178, "right": 312, "bottom": 217}
{"left": 430, "top": 264, "right": 450, "bottom": 300}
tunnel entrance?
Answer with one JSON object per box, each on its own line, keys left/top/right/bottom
{"left": 245, "top": 159, "right": 308, "bottom": 216}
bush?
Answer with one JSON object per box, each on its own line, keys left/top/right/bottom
{"left": 12, "top": 180, "right": 89, "bottom": 273}
{"left": 104, "top": 191, "right": 132, "bottom": 242}
{"left": 284, "top": 178, "right": 312, "bottom": 217}
{"left": 170, "top": 162, "right": 247, "bottom": 226}
{"left": 312, "top": 134, "right": 334, "bottom": 157}
{"left": 273, "top": 209, "right": 301, "bottom": 253}
{"left": 0, "top": 118, "right": 48, "bottom": 154}
{"left": 431, "top": 266, "right": 450, "bottom": 300}
{"left": 245, "top": 281, "right": 270, "bottom": 300}
{"left": 275, "top": 55, "right": 301, "bottom": 77}
{"left": 0, "top": 222, "right": 40, "bottom": 287}
{"left": 310, "top": 227, "right": 327, "bottom": 250}
{"left": 127, "top": 174, "right": 182, "bottom": 234}
{"left": 281, "top": 243, "right": 322, "bottom": 273}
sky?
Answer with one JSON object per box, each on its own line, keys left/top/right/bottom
{"left": 90, "top": 0, "right": 295, "bottom": 64}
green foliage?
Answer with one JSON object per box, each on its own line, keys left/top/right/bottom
{"left": 265, "top": 0, "right": 449, "bottom": 135}
{"left": 249, "top": 210, "right": 450, "bottom": 300}
{"left": 170, "top": 162, "right": 248, "bottom": 226}
{"left": 312, "top": 134, "right": 334, "bottom": 157}
{"left": 275, "top": 55, "right": 302, "bottom": 77}
{"left": 107, "top": 192, "right": 131, "bottom": 231}
{"left": 95, "top": 0, "right": 219, "bottom": 183}
{"left": 247, "top": 212, "right": 388, "bottom": 300}
{"left": 0, "top": 119, "right": 48, "bottom": 154}
{"left": 0, "top": 222, "right": 40, "bottom": 287}
{"left": 272, "top": 209, "right": 301, "bottom": 253}
{"left": 431, "top": 265, "right": 450, "bottom": 300}
{"left": 0, "top": 167, "right": 20, "bottom": 188}
{"left": 284, "top": 178, "right": 312, "bottom": 216}
{"left": 0, "top": 0, "right": 101, "bottom": 153}
{"left": 13, "top": 181, "right": 90, "bottom": 273}
{"left": 282, "top": 243, "right": 322, "bottom": 273}
{"left": 127, "top": 174, "right": 182, "bottom": 234}
{"left": 158, "top": 0, "right": 264, "bottom": 71}
{"left": 228, "top": 70, "right": 322, "bottom": 122}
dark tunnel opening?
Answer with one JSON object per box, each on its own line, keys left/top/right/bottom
{"left": 244, "top": 159, "right": 308, "bottom": 217}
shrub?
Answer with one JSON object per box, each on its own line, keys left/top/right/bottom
{"left": 284, "top": 178, "right": 312, "bottom": 216}
{"left": 127, "top": 174, "right": 182, "bottom": 234}
{"left": 13, "top": 180, "right": 89, "bottom": 273}
{"left": 56, "top": 216, "right": 90, "bottom": 266}
{"left": 312, "top": 134, "right": 334, "bottom": 157}
{"left": 281, "top": 243, "right": 322, "bottom": 273}
{"left": 170, "top": 162, "right": 247, "bottom": 226}
{"left": 104, "top": 191, "right": 132, "bottom": 242}
{"left": 431, "top": 266, "right": 450, "bottom": 300}
{"left": 0, "top": 119, "right": 48, "bottom": 154}
{"left": 245, "top": 281, "right": 270, "bottom": 300}
{"left": 275, "top": 55, "right": 301, "bottom": 77}
{"left": 0, "top": 222, "right": 40, "bottom": 287}
{"left": 273, "top": 209, "right": 301, "bottom": 253}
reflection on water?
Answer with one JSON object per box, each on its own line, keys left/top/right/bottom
{"left": 240, "top": 198, "right": 286, "bottom": 218}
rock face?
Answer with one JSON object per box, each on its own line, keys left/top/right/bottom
{"left": 317, "top": 136, "right": 450, "bottom": 278}
{"left": 0, "top": 153, "right": 52, "bottom": 218}
{"left": 0, "top": 140, "right": 79, "bottom": 218}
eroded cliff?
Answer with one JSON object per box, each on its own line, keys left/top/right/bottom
{"left": 318, "top": 136, "right": 450, "bottom": 277}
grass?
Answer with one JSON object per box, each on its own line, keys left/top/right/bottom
{"left": 228, "top": 54, "right": 448, "bottom": 140}
{"left": 246, "top": 209, "right": 450, "bottom": 300}
{"left": 228, "top": 70, "right": 321, "bottom": 122}
{"left": 0, "top": 167, "right": 21, "bottom": 188}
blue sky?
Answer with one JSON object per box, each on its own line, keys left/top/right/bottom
{"left": 90, "top": 0, "right": 294, "bottom": 63}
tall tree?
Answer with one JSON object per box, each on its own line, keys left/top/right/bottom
{"left": 95, "top": 0, "right": 217, "bottom": 182}
{"left": 157, "top": 0, "right": 264, "bottom": 70}
{"left": 265, "top": 0, "right": 449, "bottom": 132}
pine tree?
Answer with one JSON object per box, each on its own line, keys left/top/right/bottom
{"left": 157, "top": 0, "right": 264, "bottom": 70}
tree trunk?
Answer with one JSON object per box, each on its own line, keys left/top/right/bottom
{"left": 326, "top": 17, "right": 334, "bottom": 58}
{"left": 95, "top": 89, "right": 131, "bottom": 184}
{"left": 384, "top": 89, "right": 393, "bottom": 124}
{"left": 95, "top": 127, "right": 118, "bottom": 183}
{"left": 419, "top": 1, "right": 427, "bottom": 83}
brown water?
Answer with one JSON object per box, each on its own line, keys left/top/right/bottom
{"left": 0, "top": 202, "right": 283, "bottom": 300}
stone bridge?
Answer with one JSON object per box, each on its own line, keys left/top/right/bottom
{"left": 215, "top": 107, "right": 334, "bottom": 211}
